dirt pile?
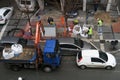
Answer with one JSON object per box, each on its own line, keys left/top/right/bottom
{"left": 94, "top": 11, "right": 112, "bottom": 26}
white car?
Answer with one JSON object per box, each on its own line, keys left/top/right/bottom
{"left": 76, "top": 50, "right": 116, "bottom": 70}
{"left": 0, "top": 7, "right": 14, "bottom": 24}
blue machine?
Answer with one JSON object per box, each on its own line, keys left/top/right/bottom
{"left": 43, "top": 39, "right": 61, "bottom": 67}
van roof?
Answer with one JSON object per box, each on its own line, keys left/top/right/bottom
{"left": 82, "top": 50, "right": 99, "bottom": 57}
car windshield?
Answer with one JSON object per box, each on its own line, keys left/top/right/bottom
{"left": 99, "top": 51, "right": 108, "bottom": 62}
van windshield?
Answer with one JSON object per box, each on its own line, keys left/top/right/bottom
{"left": 99, "top": 51, "right": 108, "bottom": 62}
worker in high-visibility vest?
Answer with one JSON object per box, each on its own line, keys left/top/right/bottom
{"left": 97, "top": 18, "right": 103, "bottom": 33}
{"left": 47, "top": 17, "right": 55, "bottom": 25}
{"left": 87, "top": 26, "right": 93, "bottom": 39}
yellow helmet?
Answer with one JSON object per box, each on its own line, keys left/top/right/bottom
{"left": 73, "top": 19, "right": 79, "bottom": 23}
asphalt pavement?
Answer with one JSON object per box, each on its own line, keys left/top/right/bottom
{"left": 0, "top": 5, "right": 120, "bottom": 79}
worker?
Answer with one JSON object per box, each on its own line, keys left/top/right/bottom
{"left": 39, "top": 20, "right": 45, "bottom": 36}
{"left": 73, "top": 19, "right": 79, "bottom": 25}
{"left": 87, "top": 26, "right": 93, "bottom": 39}
{"left": 47, "top": 17, "right": 55, "bottom": 25}
{"left": 93, "top": 0, "right": 100, "bottom": 12}
{"left": 97, "top": 18, "right": 103, "bottom": 34}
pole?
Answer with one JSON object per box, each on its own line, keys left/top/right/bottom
{"left": 24, "top": 0, "right": 32, "bottom": 35}
{"left": 35, "top": 22, "right": 43, "bottom": 70}
{"left": 106, "top": 0, "right": 112, "bottom": 12}
{"left": 60, "top": 0, "right": 65, "bottom": 12}
{"left": 83, "top": 0, "right": 86, "bottom": 11}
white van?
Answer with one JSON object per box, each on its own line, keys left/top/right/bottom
{"left": 76, "top": 50, "right": 116, "bottom": 70}
{"left": 16, "top": 0, "right": 36, "bottom": 12}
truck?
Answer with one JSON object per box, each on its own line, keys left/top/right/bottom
{"left": 0, "top": 22, "right": 61, "bottom": 72}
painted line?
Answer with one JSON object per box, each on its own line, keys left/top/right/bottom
{"left": 0, "top": 20, "right": 9, "bottom": 40}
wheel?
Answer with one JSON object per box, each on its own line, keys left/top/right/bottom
{"left": 42, "top": 66, "right": 52, "bottom": 72}
{"left": 105, "top": 66, "right": 113, "bottom": 70}
{"left": 11, "top": 65, "right": 20, "bottom": 71}
{"left": 80, "top": 65, "right": 86, "bottom": 70}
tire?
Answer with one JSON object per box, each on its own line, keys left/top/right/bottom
{"left": 105, "top": 66, "right": 113, "bottom": 70}
{"left": 80, "top": 65, "right": 86, "bottom": 70}
{"left": 42, "top": 66, "right": 52, "bottom": 72}
{"left": 11, "top": 65, "right": 20, "bottom": 71}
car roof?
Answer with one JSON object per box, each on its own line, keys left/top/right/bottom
{"left": 82, "top": 50, "right": 99, "bottom": 57}
{"left": 58, "top": 37, "right": 74, "bottom": 44}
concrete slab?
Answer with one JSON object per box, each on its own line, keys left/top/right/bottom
{"left": 18, "top": 19, "right": 28, "bottom": 26}
{"left": 114, "top": 33, "right": 120, "bottom": 39}
{"left": 2, "top": 31, "right": 7, "bottom": 37}
{"left": 8, "top": 19, "right": 20, "bottom": 26}
{"left": 103, "top": 33, "right": 114, "bottom": 39}
{"left": 104, "top": 42, "right": 120, "bottom": 52}
{"left": 102, "top": 26, "right": 112, "bottom": 33}
{"left": 5, "top": 26, "right": 17, "bottom": 31}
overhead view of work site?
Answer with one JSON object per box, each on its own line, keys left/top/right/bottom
{"left": 0, "top": 0, "right": 120, "bottom": 80}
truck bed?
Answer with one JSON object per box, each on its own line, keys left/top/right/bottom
{"left": 0, "top": 47, "right": 36, "bottom": 63}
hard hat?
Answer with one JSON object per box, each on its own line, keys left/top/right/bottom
{"left": 18, "top": 77, "right": 23, "bottom": 80}
{"left": 74, "top": 19, "right": 79, "bottom": 23}
{"left": 97, "top": 18, "right": 100, "bottom": 20}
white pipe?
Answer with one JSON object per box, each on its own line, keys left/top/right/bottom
{"left": 60, "top": 0, "right": 64, "bottom": 12}
{"left": 83, "top": 0, "right": 86, "bottom": 11}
